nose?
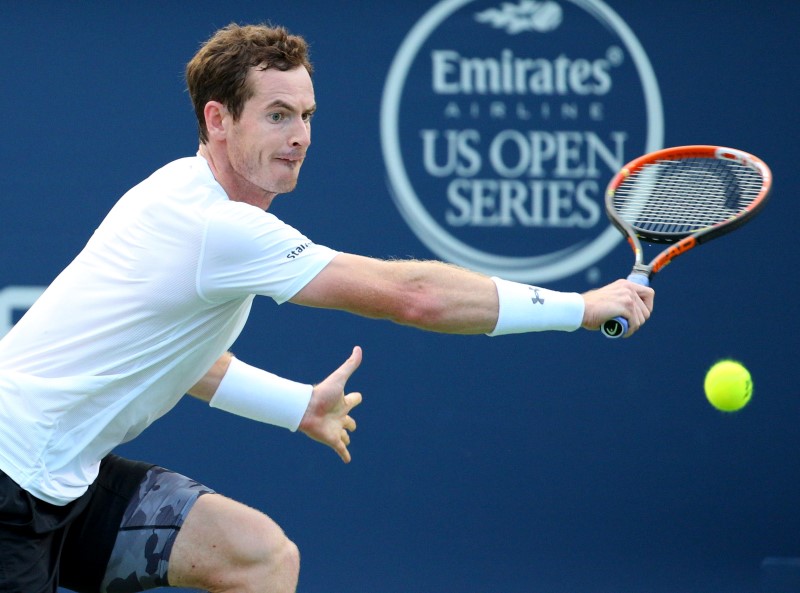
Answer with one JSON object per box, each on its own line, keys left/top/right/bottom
{"left": 289, "top": 117, "right": 311, "bottom": 148}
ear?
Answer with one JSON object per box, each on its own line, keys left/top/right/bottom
{"left": 203, "top": 101, "right": 229, "bottom": 141}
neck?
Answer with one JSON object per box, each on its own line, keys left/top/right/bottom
{"left": 197, "top": 144, "right": 277, "bottom": 210}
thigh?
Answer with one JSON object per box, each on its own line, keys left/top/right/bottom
{"left": 167, "top": 493, "right": 298, "bottom": 591}
{"left": 59, "top": 455, "right": 214, "bottom": 593}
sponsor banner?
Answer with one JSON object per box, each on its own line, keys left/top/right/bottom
{"left": 382, "top": 0, "right": 663, "bottom": 282}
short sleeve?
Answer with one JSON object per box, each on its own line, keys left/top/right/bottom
{"left": 197, "top": 201, "right": 338, "bottom": 304}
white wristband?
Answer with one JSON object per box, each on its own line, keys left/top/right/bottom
{"left": 487, "top": 276, "right": 585, "bottom": 336}
{"left": 209, "top": 357, "right": 313, "bottom": 432}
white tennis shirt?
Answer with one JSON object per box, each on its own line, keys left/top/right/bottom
{"left": 0, "top": 155, "right": 338, "bottom": 504}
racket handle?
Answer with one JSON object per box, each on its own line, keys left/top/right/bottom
{"left": 601, "top": 273, "right": 650, "bottom": 339}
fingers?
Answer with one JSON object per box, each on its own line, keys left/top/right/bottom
{"left": 583, "top": 279, "right": 654, "bottom": 336}
{"left": 332, "top": 392, "right": 360, "bottom": 464}
{"left": 336, "top": 443, "right": 352, "bottom": 464}
{"left": 303, "top": 347, "right": 363, "bottom": 464}
{"left": 623, "top": 281, "right": 654, "bottom": 336}
{"left": 625, "top": 306, "right": 648, "bottom": 336}
{"left": 333, "top": 346, "right": 363, "bottom": 384}
{"left": 634, "top": 281, "right": 655, "bottom": 307}
{"left": 344, "top": 391, "right": 363, "bottom": 412}
{"left": 343, "top": 412, "right": 357, "bottom": 432}
{"left": 337, "top": 428, "right": 353, "bottom": 464}
{"left": 336, "top": 413, "right": 357, "bottom": 463}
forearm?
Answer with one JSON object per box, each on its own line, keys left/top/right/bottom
{"left": 293, "top": 255, "right": 498, "bottom": 334}
{"left": 385, "top": 259, "right": 499, "bottom": 333}
{"left": 292, "top": 254, "right": 584, "bottom": 335}
{"left": 187, "top": 352, "right": 233, "bottom": 401}
{"left": 190, "top": 352, "right": 313, "bottom": 431}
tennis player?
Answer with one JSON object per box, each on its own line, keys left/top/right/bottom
{"left": 0, "top": 23, "right": 654, "bottom": 593}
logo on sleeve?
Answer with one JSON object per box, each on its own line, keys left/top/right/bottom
{"left": 286, "top": 242, "right": 312, "bottom": 259}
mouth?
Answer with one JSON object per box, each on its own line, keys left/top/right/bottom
{"left": 276, "top": 153, "right": 305, "bottom": 164}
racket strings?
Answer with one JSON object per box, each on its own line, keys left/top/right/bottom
{"left": 613, "top": 157, "right": 765, "bottom": 236}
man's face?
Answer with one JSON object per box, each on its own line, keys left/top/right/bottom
{"left": 226, "top": 66, "right": 315, "bottom": 197}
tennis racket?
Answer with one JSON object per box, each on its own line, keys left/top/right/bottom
{"left": 601, "top": 145, "right": 772, "bottom": 338}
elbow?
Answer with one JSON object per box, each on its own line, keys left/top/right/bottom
{"left": 389, "top": 292, "right": 447, "bottom": 329}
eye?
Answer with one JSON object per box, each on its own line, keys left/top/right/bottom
{"left": 302, "top": 111, "right": 314, "bottom": 123}
{"left": 268, "top": 112, "right": 285, "bottom": 123}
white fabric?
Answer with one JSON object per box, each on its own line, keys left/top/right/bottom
{"left": 209, "top": 357, "right": 312, "bottom": 432}
{"left": 487, "top": 276, "right": 584, "bottom": 335}
{"left": 0, "top": 156, "right": 338, "bottom": 505}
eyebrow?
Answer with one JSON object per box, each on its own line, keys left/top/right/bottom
{"left": 266, "top": 100, "right": 317, "bottom": 115}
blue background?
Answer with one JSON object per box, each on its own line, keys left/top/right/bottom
{"left": 1, "top": 2, "right": 799, "bottom": 592}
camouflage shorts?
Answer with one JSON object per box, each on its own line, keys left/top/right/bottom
{"left": 99, "top": 465, "right": 214, "bottom": 592}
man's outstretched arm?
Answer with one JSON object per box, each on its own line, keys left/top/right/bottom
{"left": 290, "top": 253, "right": 654, "bottom": 336}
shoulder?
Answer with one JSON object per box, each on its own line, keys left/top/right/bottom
{"left": 144, "top": 156, "right": 223, "bottom": 198}
{"left": 207, "top": 199, "right": 287, "bottom": 233}
{"left": 203, "top": 201, "right": 310, "bottom": 262}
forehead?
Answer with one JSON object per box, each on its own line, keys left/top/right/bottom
{"left": 246, "top": 66, "right": 315, "bottom": 108}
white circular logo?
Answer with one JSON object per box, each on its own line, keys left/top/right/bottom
{"left": 381, "top": 0, "right": 663, "bottom": 283}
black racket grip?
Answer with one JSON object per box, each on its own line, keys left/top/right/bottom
{"left": 601, "top": 273, "right": 651, "bottom": 339}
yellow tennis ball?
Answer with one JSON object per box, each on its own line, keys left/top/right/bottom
{"left": 704, "top": 359, "right": 752, "bottom": 412}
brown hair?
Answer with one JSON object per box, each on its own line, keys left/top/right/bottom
{"left": 186, "top": 23, "right": 313, "bottom": 143}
